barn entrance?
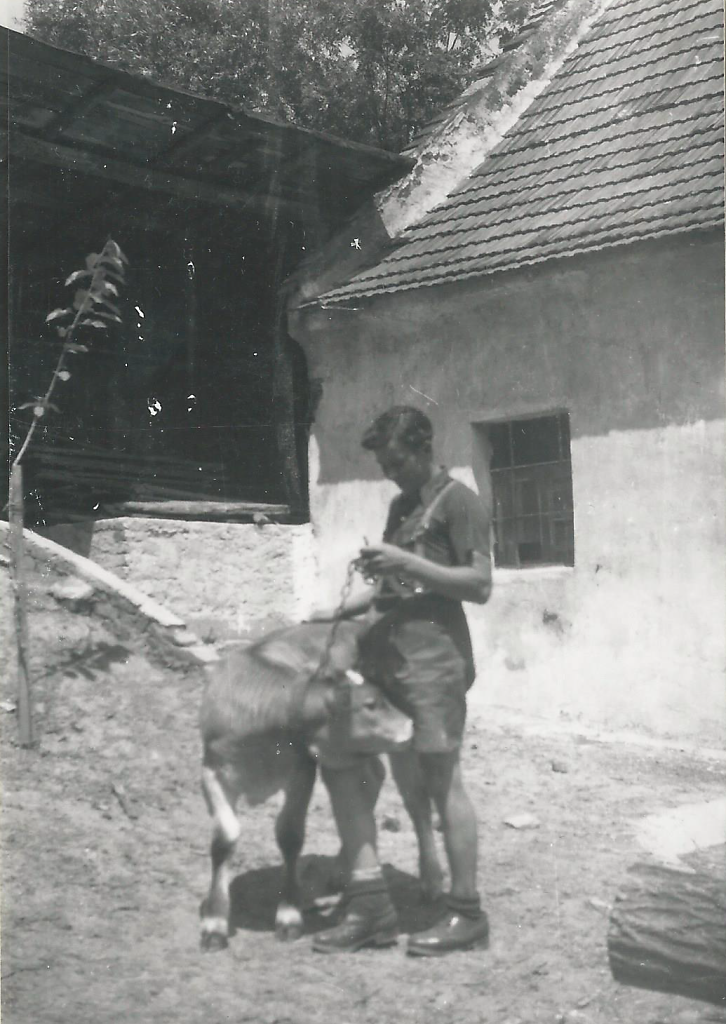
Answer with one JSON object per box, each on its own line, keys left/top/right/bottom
{"left": 3, "top": 27, "right": 410, "bottom": 528}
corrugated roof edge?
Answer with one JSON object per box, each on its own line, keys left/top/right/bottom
{"left": 3, "top": 25, "right": 414, "bottom": 171}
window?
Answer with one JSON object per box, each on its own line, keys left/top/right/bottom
{"left": 486, "top": 412, "right": 574, "bottom": 568}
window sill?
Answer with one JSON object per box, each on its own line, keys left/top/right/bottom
{"left": 493, "top": 564, "right": 575, "bottom": 584}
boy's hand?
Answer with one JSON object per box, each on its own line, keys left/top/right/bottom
{"left": 359, "top": 543, "right": 412, "bottom": 576}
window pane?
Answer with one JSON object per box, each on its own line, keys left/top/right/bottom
{"left": 513, "top": 474, "right": 541, "bottom": 516}
{"left": 488, "top": 422, "right": 512, "bottom": 469}
{"left": 511, "top": 415, "right": 562, "bottom": 466}
{"left": 480, "top": 412, "right": 574, "bottom": 569}
{"left": 491, "top": 469, "right": 514, "bottom": 520}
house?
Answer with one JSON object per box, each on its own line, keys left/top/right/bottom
{"left": 2, "top": 26, "right": 411, "bottom": 634}
{"left": 287, "top": 0, "right": 725, "bottom": 743}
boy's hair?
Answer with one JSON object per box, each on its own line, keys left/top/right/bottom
{"left": 361, "top": 405, "right": 433, "bottom": 453}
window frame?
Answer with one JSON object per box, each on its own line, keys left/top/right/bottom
{"left": 477, "top": 410, "right": 575, "bottom": 570}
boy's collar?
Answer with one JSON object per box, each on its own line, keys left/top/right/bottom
{"left": 419, "top": 465, "right": 450, "bottom": 507}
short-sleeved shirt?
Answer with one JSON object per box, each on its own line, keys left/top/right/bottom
{"left": 361, "top": 467, "right": 491, "bottom": 700}
{"left": 375, "top": 467, "right": 491, "bottom": 613}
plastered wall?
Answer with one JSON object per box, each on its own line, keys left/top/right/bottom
{"left": 290, "top": 232, "right": 726, "bottom": 744}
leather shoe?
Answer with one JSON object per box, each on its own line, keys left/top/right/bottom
{"left": 312, "top": 906, "right": 398, "bottom": 953}
{"left": 407, "top": 908, "right": 489, "bottom": 956}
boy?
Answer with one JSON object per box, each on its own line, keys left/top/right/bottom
{"left": 313, "top": 405, "right": 492, "bottom": 956}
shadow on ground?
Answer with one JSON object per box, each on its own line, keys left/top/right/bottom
{"left": 228, "top": 855, "right": 442, "bottom": 936}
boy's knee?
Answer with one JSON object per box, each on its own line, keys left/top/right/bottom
{"left": 419, "top": 752, "right": 457, "bottom": 798}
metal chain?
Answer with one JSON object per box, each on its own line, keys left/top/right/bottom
{"left": 309, "top": 559, "right": 358, "bottom": 685}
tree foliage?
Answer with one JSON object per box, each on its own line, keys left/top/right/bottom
{"left": 25, "top": 0, "right": 532, "bottom": 150}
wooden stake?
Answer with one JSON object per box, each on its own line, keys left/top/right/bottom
{"left": 9, "top": 463, "right": 36, "bottom": 748}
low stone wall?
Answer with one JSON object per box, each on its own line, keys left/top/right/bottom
{"left": 42, "top": 518, "right": 318, "bottom": 640}
{"left": 0, "top": 523, "right": 216, "bottom": 713}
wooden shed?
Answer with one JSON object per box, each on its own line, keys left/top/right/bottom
{"left": 2, "top": 26, "right": 411, "bottom": 527}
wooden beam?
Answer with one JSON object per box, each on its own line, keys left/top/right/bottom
{"left": 608, "top": 859, "right": 726, "bottom": 1006}
{"left": 270, "top": 229, "right": 305, "bottom": 513}
{"left": 43, "top": 78, "right": 117, "bottom": 139}
{"left": 7, "top": 185, "right": 58, "bottom": 209}
{"left": 3, "top": 130, "right": 313, "bottom": 218}
{"left": 103, "top": 501, "right": 291, "bottom": 519}
{"left": 151, "top": 108, "right": 232, "bottom": 166}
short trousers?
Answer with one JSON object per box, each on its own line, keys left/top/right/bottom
{"left": 359, "top": 609, "right": 471, "bottom": 755}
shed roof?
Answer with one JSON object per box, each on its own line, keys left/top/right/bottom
{"left": 315, "top": 0, "right": 724, "bottom": 304}
{"left": 1, "top": 26, "right": 412, "bottom": 234}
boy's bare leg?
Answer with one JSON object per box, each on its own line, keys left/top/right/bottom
{"left": 418, "top": 751, "right": 478, "bottom": 898}
{"left": 407, "top": 750, "right": 488, "bottom": 955}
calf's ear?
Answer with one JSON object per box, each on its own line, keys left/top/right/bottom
{"left": 253, "top": 637, "right": 316, "bottom": 676}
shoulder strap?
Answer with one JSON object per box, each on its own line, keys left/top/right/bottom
{"left": 414, "top": 480, "right": 458, "bottom": 555}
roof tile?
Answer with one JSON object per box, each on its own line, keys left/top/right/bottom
{"left": 317, "top": 0, "right": 724, "bottom": 304}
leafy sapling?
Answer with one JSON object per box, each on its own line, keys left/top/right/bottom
{"left": 12, "top": 239, "right": 128, "bottom": 469}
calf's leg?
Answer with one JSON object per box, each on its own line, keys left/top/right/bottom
{"left": 389, "top": 748, "right": 445, "bottom": 902}
{"left": 200, "top": 762, "right": 243, "bottom": 952}
{"left": 274, "top": 754, "right": 317, "bottom": 940}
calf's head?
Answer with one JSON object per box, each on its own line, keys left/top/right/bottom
{"left": 311, "top": 668, "right": 413, "bottom": 756}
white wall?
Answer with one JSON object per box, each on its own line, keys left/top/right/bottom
{"left": 292, "top": 234, "right": 726, "bottom": 745}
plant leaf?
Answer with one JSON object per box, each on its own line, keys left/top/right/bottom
{"left": 85, "top": 309, "right": 122, "bottom": 324}
{"left": 100, "top": 280, "right": 119, "bottom": 297}
{"left": 46, "top": 307, "right": 73, "bottom": 323}
{"left": 85, "top": 253, "right": 100, "bottom": 271}
{"left": 103, "top": 240, "right": 128, "bottom": 264}
{"left": 97, "top": 255, "right": 125, "bottom": 277}
{"left": 65, "top": 269, "right": 92, "bottom": 287}
{"left": 64, "top": 342, "right": 89, "bottom": 354}
{"left": 73, "top": 289, "right": 91, "bottom": 310}
{"left": 82, "top": 319, "right": 109, "bottom": 330}
{"left": 91, "top": 297, "right": 122, "bottom": 317}
{"left": 57, "top": 370, "right": 71, "bottom": 382}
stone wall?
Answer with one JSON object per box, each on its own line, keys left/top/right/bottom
{"left": 43, "top": 518, "right": 318, "bottom": 640}
{"left": 0, "top": 523, "right": 215, "bottom": 704}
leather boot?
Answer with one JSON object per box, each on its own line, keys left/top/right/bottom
{"left": 312, "top": 877, "right": 398, "bottom": 953}
{"left": 407, "top": 894, "right": 489, "bottom": 957}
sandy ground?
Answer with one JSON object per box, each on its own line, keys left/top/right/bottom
{"left": 2, "top": 642, "right": 725, "bottom": 1024}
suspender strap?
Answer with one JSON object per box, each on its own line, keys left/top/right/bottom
{"left": 413, "top": 479, "right": 457, "bottom": 557}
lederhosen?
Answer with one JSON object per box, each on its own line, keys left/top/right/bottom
{"left": 357, "top": 472, "right": 477, "bottom": 754}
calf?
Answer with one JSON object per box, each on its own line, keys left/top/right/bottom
{"left": 199, "top": 620, "right": 444, "bottom": 951}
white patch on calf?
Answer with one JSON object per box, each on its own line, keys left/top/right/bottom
{"left": 202, "top": 766, "right": 241, "bottom": 845}
{"left": 200, "top": 915, "right": 229, "bottom": 935}
{"left": 275, "top": 903, "right": 304, "bottom": 929}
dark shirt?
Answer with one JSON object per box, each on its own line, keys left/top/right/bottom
{"left": 376, "top": 466, "right": 491, "bottom": 605}
{"left": 370, "top": 468, "right": 492, "bottom": 687}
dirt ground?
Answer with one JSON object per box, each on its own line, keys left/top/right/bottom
{"left": 2, "top": 637, "right": 726, "bottom": 1024}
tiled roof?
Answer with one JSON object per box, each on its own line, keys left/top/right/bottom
{"left": 317, "top": 0, "right": 724, "bottom": 304}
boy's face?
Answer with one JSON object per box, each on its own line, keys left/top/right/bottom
{"left": 375, "top": 439, "right": 432, "bottom": 495}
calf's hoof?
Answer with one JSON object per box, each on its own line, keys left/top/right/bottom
{"left": 200, "top": 931, "right": 229, "bottom": 953}
{"left": 275, "top": 904, "right": 304, "bottom": 942}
